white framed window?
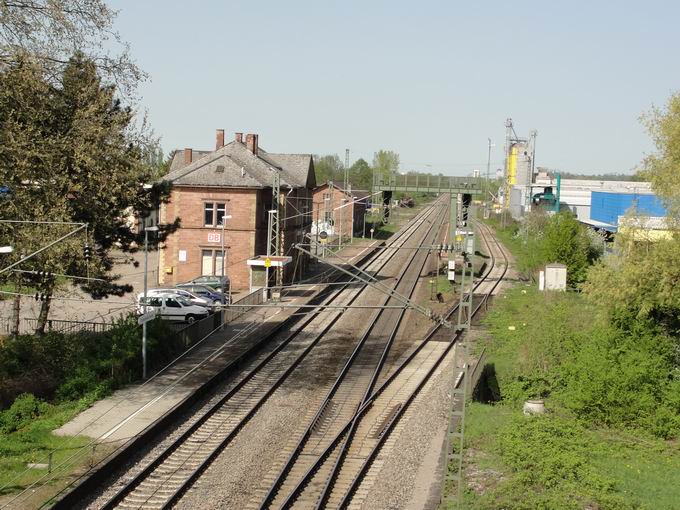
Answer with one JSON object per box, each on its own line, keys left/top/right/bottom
{"left": 204, "top": 202, "right": 226, "bottom": 227}
{"left": 201, "top": 248, "right": 226, "bottom": 276}
{"left": 204, "top": 203, "right": 214, "bottom": 227}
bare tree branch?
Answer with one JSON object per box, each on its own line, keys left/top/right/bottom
{"left": 0, "top": 0, "right": 147, "bottom": 98}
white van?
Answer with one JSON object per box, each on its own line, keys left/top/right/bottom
{"left": 137, "top": 294, "right": 209, "bottom": 324}
{"left": 141, "top": 288, "right": 212, "bottom": 309}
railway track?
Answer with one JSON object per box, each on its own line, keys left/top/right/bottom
{"left": 255, "top": 218, "right": 508, "bottom": 509}
{"left": 94, "top": 199, "right": 445, "bottom": 510}
{"left": 253, "top": 199, "right": 449, "bottom": 509}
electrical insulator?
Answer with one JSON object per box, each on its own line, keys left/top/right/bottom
{"left": 83, "top": 244, "right": 91, "bottom": 261}
{"left": 34, "top": 292, "right": 47, "bottom": 302}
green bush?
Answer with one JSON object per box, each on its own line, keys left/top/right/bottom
{"left": 482, "top": 286, "right": 680, "bottom": 439}
{"left": 0, "top": 314, "right": 186, "bottom": 410}
{"left": 557, "top": 320, "right": 680, "bottom": 438}
{"left": 55, "top": 366, "right": 100, "bottom": 402}
{"left": 489, "top": 415, "right": 632, "bottom": 509}
{"left": 0, "top": 393, "right": 48, "bottom": 433}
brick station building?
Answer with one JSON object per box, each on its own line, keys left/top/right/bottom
{"left": 158, "top": 130, "right": 315, "bottom": 290}
{"left": 311, "top": 182, "right": 369, "bottom": 242}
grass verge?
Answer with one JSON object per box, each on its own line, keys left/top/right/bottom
{"left": 455, "top": 284, "right": 680, "bottom": 509}
{"left": 0, "top": 393, "right": 102, "bottom": 501}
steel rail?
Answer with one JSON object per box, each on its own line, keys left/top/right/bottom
{"left": 259, "top": 198, "right": 448, "bottom": 509}
{"left": 313, "top": 205, "right": 450, "bottom": 509}
{"left": 335, "top": 220, "right": 509, "bottom": 508}
{"left": 97, "top": 200, "right": 442, "bottom": 510}
{"left": 263, "top": 220, "right": 507, "bottom": 509}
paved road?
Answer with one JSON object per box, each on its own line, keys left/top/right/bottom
{"left": 0, "top": 249, "right": 159, "bottom": 326}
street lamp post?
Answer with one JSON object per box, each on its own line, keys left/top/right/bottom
{"left": 142, "top": 224, "right": 158, "bottom": 380}
{"left": 2, "top": 246, "right": 18, "bottom": 335}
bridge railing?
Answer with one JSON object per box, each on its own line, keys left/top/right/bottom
{"left": 373, "top": 172, "right": 483, "bottom": 192}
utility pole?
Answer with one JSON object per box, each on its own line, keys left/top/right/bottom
{"left": 525, "top": 130, "right": 538, "bottom": 214}
{"left": 142, "top": 224, "right": 158, "bottom": 380}
{"left": 486, "top": 138, "right": 495, "bottom": 204}
{"left": 221, "top": 215, "right": 232, "bottom": 306}
{"left": 503, "top": 118, "right": 513, "bottom": 210}
{"left": 11, "top": 257, "right": 23, "bottom": 335}
{"left": 344, "top": 148, "right": 350, "bottom": 194}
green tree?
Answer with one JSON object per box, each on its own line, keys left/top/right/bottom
{"left": 583, "top": 91, "right": 680, "bottom": 335}
{"left": 0, "top": 55, "right": 174, "bottom": 332}
{"left": 541, "top": 212, "right": 593, "bottom": 286}
{"left": 313, "top": 154, "right": 344, "bottom": 185}
{"left": 348, "top": 158, "right": 372, "bottom": 191}
{"left": 0, "top": 0, "right": 145, "bottom": 96}
{"left": 640, "top": 91, "right": 680, "bottom": 221}
{"left": 372, "top": 150, "right": 400, "bottom": 183}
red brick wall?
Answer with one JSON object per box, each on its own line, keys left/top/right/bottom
{"left": 159, "top": 187, "right": 258, "bottom": 289}
{"left": 311, "top": 185, "right": 355, "bottom": 241}
{"left": 159, "top": 185, "right": 313, "bottom": 289}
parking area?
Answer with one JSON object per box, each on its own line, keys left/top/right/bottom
{"left": 0, "top": 249, "right": 161, "bottom": 326}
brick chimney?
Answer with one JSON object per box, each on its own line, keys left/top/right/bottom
{"left": 246, "top": 133, "right": 259, "bottom": 155}
{"left": 183, "top": 148, "right": 193, "bottom": 165}
{"left": 216, "top": 129, "right": 225, "bottom": 150}
{"left": 235, "top": 132, "right": 243, "bottom": 143}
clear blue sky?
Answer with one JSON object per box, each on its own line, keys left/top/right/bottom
{"left": 110, "top": 0, "right": 680, "bottom": 176}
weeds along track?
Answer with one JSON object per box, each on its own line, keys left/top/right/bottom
{"left": 255, "top": 218, "right": 508, "bottom": 509}
{"left": 252, "top": 197, "right": 449, "bottom": 509}
{"left": 93, "top": 200, "right": 444, "bottom": 510}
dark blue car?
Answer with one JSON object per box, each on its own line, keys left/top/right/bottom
{"left": 176, "top": 284, "right": 228, "bottom": 304}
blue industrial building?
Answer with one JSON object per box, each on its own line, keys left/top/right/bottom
{"left": 590, "top": 191, "right": 667, "bottom": 231}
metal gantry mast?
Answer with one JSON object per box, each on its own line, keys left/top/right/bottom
{"left": 267, "top": 168, "right": 282, "bottom": 289}
{"left": 442, "top": 197, "right": 475, "bottom": 507}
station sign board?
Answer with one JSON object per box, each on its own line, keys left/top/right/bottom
{"left": 448, "top": 260, "right": 456, "bottom": 282}
{"left": 138, "top": 310, "right": 157, "bottom": 325}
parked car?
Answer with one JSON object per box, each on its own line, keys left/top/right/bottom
{"left": 137, "top": 295, "right": 209, "bottom": 324}
{"left": 189, "top": 275, "right": 230, "bottom": 292}
{"left": 139, "top": 288, "right": 212, "bottom": 309}
{"left": 176, "top": 284, "right": 228, "bottom": 304}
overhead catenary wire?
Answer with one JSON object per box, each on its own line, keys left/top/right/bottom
{"left": 11, "top": 269, "right": 109, "bottom": 283}
{"left": 0, "top": 305, "right": 276, "bottom": 508}
{"left": 0, "top": 223, "right": 88, "bottom": 276}
{"left": 0, "top": 289, "right": 133, "bottom": 305}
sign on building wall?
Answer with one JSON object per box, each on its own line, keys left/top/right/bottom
{"left": 207, "top": 232, "right": 221, "bottom": 243}
{"left": 179, "top": 250, "right": 187, "bottom": 262}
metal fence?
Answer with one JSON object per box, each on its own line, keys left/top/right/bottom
{"left": 171, "top": 289, "right": 265, "bottom": 348}
{"left": 374, "top": 172, "right": 483, "bottom": 192}
{"left": 0, "top": 317, "right": 114, "bottom": 336}
{"left": 0, "top": 289, "right": 264, "bottom": 345}
{"left": 223, "top": 289, "right": 264, "bottom": 324}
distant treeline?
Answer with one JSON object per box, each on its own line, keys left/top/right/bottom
{"left": 314, "top": 150, "right": 400, "bottom": 191}
{"left": 552, "top": 172, "right": 646, "bottom": 182}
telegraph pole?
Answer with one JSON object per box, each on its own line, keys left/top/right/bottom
{"left": 344, "top": 148, "right": 350, "bottom": 193}
{"left": 486, "top": 138, "right": 495, "bottom": 202}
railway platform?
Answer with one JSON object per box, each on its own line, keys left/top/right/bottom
{"left": 54, "top": 240, "right": 382, "bottom": 444}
